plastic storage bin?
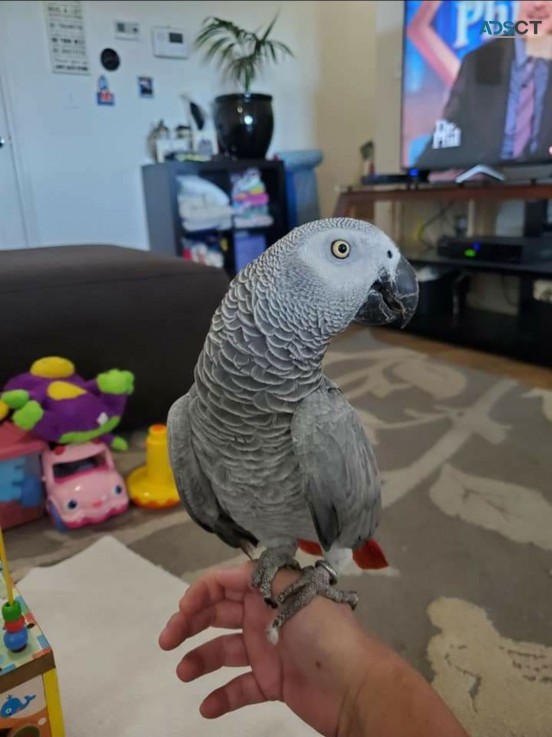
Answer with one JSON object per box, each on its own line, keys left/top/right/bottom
{"left": 276, "top": 150, "right": 323, "bottom": 228}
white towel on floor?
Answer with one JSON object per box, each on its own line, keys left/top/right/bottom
{"left": 18, "top": 536, "right": 316, "bottom": 737}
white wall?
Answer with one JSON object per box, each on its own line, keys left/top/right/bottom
{"left": 315, "top": 1, "right": 376, "bottom": 217}
{"left": 0, "top": 0, "right": 379, "bottom": 247}
{"left": 374, "top": 0, "right": 403, "bottom": 173}
{"left": 0, "top": 0, "right": 320, "bottom": 248}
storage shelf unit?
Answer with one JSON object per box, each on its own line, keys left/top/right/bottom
{"left": 142, "top": 159, "right": 288, "bottom": 275}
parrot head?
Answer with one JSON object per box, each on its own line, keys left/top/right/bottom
{"left": 282, "top": 218, "right": 419, "bottom": 330}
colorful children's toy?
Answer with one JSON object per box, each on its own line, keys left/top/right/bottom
{"left": 127, "top": 424, "right": 180, "bottom": 509}
{"left": 0, "top": 423, "right": 47, "bottom": 529}
{"left": 0, "top": 356, "right": 134, "bottom": 451}
{"left": 0, "top": 526, "right": 65, "bottom": 736}
{"left": 42, "top": 441, "right": 129, "bottom": 530}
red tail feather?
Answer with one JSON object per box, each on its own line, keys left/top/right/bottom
{"left": 352, "top": 540, "right": 389, "bottom": 569}
{"left": 298, "top": 539, "right": 389, "bottom": 570}
{"left": 298, "top": 540, "right": 322, "bottom": 556}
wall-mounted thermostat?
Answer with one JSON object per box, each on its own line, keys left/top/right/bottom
{"left": 152, "top": 27, "right": 188, "bottom": 59}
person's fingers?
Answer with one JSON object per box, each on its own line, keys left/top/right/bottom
{"left": 200, "top": 672, "right": 267, "bottom": 719}
{"left": 179, "top": 562, "right": 254, "bottom": 618}
{"left": 176, "top": 633, "right": 248, "bottom": 681}
{"left": 159, "top": 563, "right": 256, "bottom": 650}
{"left": 159, "top": 600, "right": 244, "bottom": 650}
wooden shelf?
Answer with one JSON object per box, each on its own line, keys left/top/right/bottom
{"left": 405, "top": 251, "right": 552, "bottom": 278}
{"left": 334, "top": 181, "right": 552, "bottom": 216}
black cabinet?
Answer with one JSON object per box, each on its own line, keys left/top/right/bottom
{"left": 395, "top": 253, "right": 552, "bottom": 367}
{"left": 142, "top": 159, "right": 288, "bottom": 275}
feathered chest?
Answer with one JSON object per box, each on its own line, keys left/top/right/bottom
{"left": 188, "top": 271, "right": 328, "bottom": 490}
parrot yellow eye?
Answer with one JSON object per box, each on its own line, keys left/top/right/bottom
{"left": 331, "top": 240, "right": 351, "bottom": 259}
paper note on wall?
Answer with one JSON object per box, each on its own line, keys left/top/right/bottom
{"left": 44, "top": 0, "right": 90, "bottom": 75}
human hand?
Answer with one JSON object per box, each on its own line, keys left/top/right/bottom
{"left": 158, "top": 561, "right": 374, "bottom": 736}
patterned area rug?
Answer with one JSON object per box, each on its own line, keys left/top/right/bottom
{"left": 5, "top": 329, "right": 552, "bottom": 737}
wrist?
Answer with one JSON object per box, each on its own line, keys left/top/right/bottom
{"left": 338, "top": 643, "right": 468, "bottom": 737}
{"left": 336, "top": 633, "right": 398, "bottom": 737}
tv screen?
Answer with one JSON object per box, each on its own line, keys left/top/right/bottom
{"left": 401, "top": 0, "right": 552, "bottom": 171}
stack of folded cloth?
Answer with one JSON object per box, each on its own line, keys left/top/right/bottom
{"left": 231, "top": 169, "right": 274, "bottom": 228}
{"left": 178, "top": 176, "right": 234, "bottom": 232}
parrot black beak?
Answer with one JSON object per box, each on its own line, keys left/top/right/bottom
{"left": 355, "top": 255, "right": 419, "bottom": 328}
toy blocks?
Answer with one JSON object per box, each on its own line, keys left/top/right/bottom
{"left": 0, "top": 424, "right": 46, "bottom": 530}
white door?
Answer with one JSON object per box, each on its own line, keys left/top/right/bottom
{"left": 0, "top": 72, "right": 27, "bottom": 249}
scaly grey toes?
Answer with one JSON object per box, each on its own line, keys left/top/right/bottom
{"left": 284, "top": 559, "right": 301, "bottom": 571}
{"left": 275, "top": 565, "right": 314, "bottom": 605}
{"left": 268, "top": 560, "right": 358, "bottom": 644}
{"left": 323, "top": 587, "right": 359, "bottom": 610}
{"left": 251, "top": 545, "right": 299, "bottom": 606}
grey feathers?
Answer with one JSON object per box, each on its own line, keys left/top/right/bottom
{"left": 291, "top": 377, "right": 381, "bottom": 550}
{"left": 167, "top": 218, "right": 405, "bottom": 552}
{"left": 167, "top": 391, "right": 258, "bottom": 548}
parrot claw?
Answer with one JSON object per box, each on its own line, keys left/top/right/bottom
{"left": 267, "top": 560, "right": 358, "bottom": 644}
{"left": 251, "top": 546, "right": 299, "bottom": 607}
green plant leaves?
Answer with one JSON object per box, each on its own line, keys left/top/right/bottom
{"left": 194, "top": 14, "right": 293, "bottom": 93}
{"left": 259, "top": 13, "right": 279, "bottom": 43}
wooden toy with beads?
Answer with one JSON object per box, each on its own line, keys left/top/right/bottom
{"left": 0, "top": 526, "right": 65, "bottom": 736}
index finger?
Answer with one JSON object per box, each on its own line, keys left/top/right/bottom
{"left": 159, "top": 599, "right": 244, "bottom": 651}
{"left": 179, "top": 561, "right": 255, "bottom": 616}
{"left": 159, "top": 561, "right": 254, "bottom": 650}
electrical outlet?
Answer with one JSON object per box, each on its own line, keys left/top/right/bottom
{"left": 115, "top": 21, "right": 140, "bottom": 40}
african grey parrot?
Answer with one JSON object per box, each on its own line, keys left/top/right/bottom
{"left": 168, "top": 218, "right": 418, "bottom": 641}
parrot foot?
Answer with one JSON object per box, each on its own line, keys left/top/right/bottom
{"left": 251, "top": 546, "right": 300, "bottom": 608}
{"left": 267, "top": 560, "right": 358, "bottom": 644}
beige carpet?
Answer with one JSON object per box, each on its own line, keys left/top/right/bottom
{"left": 6, "top": 328, "right": 552, "bottom": 736}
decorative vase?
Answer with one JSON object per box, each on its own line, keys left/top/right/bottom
{"left": 213, "top": 93, "right": 274, "bottom": 159}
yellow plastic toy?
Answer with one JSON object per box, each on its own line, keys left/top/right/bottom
{"left": 0, "top": 525, "right": 65, "bottom": 736}
{"left": 127, "top": 424, "right": 180, "bottom": 509}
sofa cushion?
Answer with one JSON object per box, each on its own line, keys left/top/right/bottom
{"left": 0, "top": 245, "right": 229, "bottom": 430}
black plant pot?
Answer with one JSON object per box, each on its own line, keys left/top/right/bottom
{"left": 213, "top": 93, "right": 274, "bottom": 159}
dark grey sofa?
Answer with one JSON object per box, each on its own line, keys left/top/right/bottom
{"left": 0, "top": 245, "right": 229, "bottom": 429}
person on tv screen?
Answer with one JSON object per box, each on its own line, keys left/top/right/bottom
{"left": 413, "top": 0, "right": 552, "bottom": 169}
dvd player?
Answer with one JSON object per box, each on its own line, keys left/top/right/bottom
{"left": 437, "top": 236, "right": 552, "bottom": 264}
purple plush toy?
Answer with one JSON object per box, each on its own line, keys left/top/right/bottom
{"left": 0, "top": 357, "right": 134, "bottom": 451}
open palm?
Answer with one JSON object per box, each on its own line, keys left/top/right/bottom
{"left": 159, "top": 562, "right": 367, "bottom": 737}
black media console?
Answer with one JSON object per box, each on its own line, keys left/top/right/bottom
{"left": 401, "top": 251, "right": 551, "bottom": 367}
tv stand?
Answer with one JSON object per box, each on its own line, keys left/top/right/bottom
{"left": 397, "top": 252, "right": 552, "bottom": 366}
{"left": 455, "top": 164, "right": 504, "bottom": 183}
{"left": 333, "top": 180, "right": 552, "bottom": 367}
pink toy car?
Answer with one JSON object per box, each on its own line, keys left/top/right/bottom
{"left": 42, "top": 441, "right": 129, "bottom": 530}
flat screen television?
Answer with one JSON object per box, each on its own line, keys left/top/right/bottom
{"left": 401, "top": 0, "right": 552, "bottom": 171}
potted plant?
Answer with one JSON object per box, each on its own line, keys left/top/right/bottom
{"left": 195, "top": 15, "right": 293, "bottom": 159}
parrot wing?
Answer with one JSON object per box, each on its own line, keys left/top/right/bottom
{"left": 291, "top": 378, "right": 381, "bottom": 552}
{"left": 167, "top": 390, "right": 258, "bottom": 549}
